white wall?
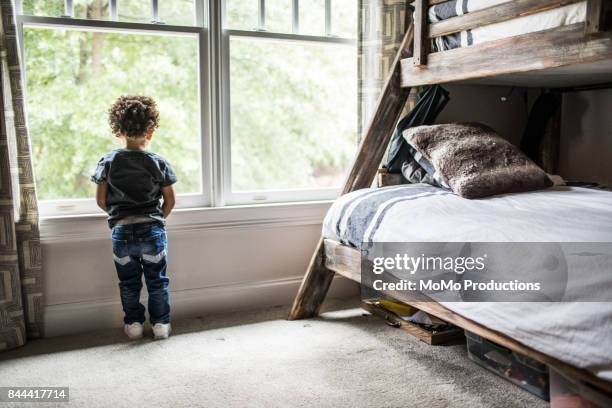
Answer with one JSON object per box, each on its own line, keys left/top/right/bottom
{"left": 559, "top": 89, "right": 612, "bottom": 186}
{"left": 40, "top": 84, "right": 528, "bottom": 338}
{"left": 41, "top": 204, "right": 358, "bottom": 337}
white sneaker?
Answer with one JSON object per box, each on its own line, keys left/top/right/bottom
{"left": 124, "top": 322, "right": 144, "bottom": 340}
{"left": 152, "top": 323, "right": 171, "bottom": 340}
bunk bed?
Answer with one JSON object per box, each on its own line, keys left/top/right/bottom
{"left": 289, "top": 0, "right": 612, "bottom": 396}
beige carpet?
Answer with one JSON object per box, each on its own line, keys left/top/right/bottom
{"left": 0, "top": 299, "right": 546, "bottom": 408}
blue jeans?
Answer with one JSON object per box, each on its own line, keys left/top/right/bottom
{"left": 111, "top": 222, "right": 170, "bottom": 325}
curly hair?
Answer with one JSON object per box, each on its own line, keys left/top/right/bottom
{"left": 108, "top": 95, "right": 160, "bottom": 138}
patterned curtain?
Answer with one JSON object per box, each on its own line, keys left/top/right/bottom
{"left": 358, "top": 0, "right": 414, "bottom": 136}
{"left": 0, "top": 0, "right": 43, "bottom": 350}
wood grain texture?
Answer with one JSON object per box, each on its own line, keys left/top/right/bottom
{"left": 429, "top": 0, "right": 584, "bottom": 38}
{"left": 401, "top": 23, "right": 612, "bottom": 87}
{"left": 362, "top": 301, "right": 464, "bottom": 345}
{"left": 586, "top": 0, "right": 605, "bottom": 34}
{"left": 413, "top": 0, "right": 428, "bottom": 66}
{"left": 377, "top": 169, "right": 407, "bottom": 187}
{"left": 288, "top": 238, "right": 336, "bottom": 320}
{"left": 323, "top": 239, "right": 362, "bottom": 283}
{"left": 323, "top": 239, "right": 612, "bottom": 393}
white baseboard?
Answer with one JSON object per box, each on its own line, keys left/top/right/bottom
{"left": 43, "top": 275, "right": 358, "bottom": 337}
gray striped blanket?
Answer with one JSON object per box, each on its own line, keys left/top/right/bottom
{"left": 427, "top": 0, "right": 586, "bottom": 52}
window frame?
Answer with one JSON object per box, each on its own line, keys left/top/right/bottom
{"left": 15, "top": 0, "right": 357, "bottom": 215}
{"left": 217, "top": 0, "right": 357, "bottom": 205}
{"left": 16, "top": 1, "right": 212, "bottom": 216}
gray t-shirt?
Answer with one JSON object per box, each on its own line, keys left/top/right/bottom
{"left": 91, "top": 149, "right": 177, "bottom": 228}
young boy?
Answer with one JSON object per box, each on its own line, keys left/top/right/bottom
{"left": 91, "top": 95, "right": 176, "bottom": 340}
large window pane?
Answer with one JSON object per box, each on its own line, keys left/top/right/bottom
{"left": 299, "top": 0, "right": 325, "bottom": 36}
{"left": 331, "top": 0, "right": 357, "bottom": 38}
{"left": 22, "top": 0, "right": 64, "bottom": 17}
{"left": 24, "top": 27, "right": 201, "bottom": 200}
{"left": 265, "top": 0, "right": 292, "bottom": 33}
{"left": 159, "top": 0, "right": 196, "bottom": 26}
{"left": 229, "top": 37, "right": 357, "bottom": 191}
{"left": 225, "top": 0, "right": 258, "bottom": 30}
{"left": 73, "top": 0, "right": 110, "bottom": 20}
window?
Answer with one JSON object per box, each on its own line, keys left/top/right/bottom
{"left": 223, "top": 0, "right": 357, "bottom": 203}
{"left": 16, "top": 0, "right": 357, "bottom": 215}
{"left": 18, "top": 0, "right": 207, "bottom": 214}
{"left": 21, "top": 0, "right": 198, "bottom": 24}
{"left": 24, "top": 28, "right": 201, "bottom": 198}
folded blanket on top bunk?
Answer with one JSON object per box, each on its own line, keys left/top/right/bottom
{"left": 429, "top": 0, "right": 587, "bottom": 52}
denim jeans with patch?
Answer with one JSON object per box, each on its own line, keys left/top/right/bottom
{"left": 111, "top": 222, "right": 170, "bottom": 325}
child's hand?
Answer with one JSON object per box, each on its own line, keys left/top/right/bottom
{"left": 161, "top": 185, "right": 176, "bottom": 218}
{"left": 96, "top": 183, "right": 108, "bottom": 211}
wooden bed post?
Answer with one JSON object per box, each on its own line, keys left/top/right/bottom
{"left": 288, "top": 27, "right": 415, "bottom": 320}
{"left": 413, "top": 0, "right": 428, "bottom": 67}
{"left": 585, "top": 0, "right": 609, "bottom": 34}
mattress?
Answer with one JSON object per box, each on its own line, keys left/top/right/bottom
{"left": 429, "top": 0, "right": 587, "bottom": 52}
{"left": 323, "top": 184, "right": 612, "bottom": 380}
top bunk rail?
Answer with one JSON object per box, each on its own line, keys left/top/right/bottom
{"left": 403, "top": 0, "right": 612, "bottom": 87}
{"left": 427, "top": 0, "right": 585, "bottom": 39}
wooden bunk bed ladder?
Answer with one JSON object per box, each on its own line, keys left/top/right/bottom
{"left": 288, "top": 25, "right": 415, "bottom": 320}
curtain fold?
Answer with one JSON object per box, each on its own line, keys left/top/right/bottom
{"left": 0, "top": 0, "right": 44, "bottom": 350}
{"left": 358, "top": 0, "right": 412, "bottom": 136}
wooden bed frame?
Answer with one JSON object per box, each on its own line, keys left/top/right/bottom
{"left": 289, "top": 0, "right": 612, "bottom": 395}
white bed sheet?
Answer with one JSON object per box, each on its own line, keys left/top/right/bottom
{"left": 323, "top": 185, "right": 612, "bottom": 380}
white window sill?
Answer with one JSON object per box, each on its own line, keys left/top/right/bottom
{"left": 40, "top": 200, "right": 333, "bottom": 243}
